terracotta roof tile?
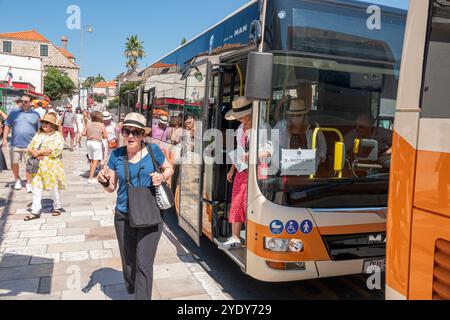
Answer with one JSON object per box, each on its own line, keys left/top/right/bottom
{"left": 94, "top": 81, "right": 116, "bottom": 88}
{"left": 57, "top": 47, "right": 75, "bottom": 59}
{"left": 0, "top": 30, "right": 50, "bottom": 43}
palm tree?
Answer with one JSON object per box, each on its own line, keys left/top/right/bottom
{"left": 124, "top": 35, "right": 145, "bottom": 72}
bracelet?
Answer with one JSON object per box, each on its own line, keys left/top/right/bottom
{"left": 99, "top": 180, "right": 110, "bottom": 188}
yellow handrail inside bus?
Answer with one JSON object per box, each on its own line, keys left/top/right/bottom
{"left": 311, "top": 127, "right": 345, "bottom": 179}
{"left": 235, "top": 64, "right": 244, "bottom": 97}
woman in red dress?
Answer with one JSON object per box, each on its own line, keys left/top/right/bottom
{"left": 219, "top": 97, "right": 254, "bottom": 250}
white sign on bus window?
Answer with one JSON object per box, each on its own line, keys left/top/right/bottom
{"left": 281, "top": 149, "right": 317, "bottom": 176}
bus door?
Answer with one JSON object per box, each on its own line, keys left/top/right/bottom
{"left": 178, "top": 60, "right": 212, "bottom": 246}
{"left": 202, "top": 63, "right": 238, "bottom": 242}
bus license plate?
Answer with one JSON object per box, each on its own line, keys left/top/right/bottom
{"left": 363, "top": 258, "right": 386, "bottom": 274}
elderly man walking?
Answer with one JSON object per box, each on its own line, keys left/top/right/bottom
{"left": 2, "top": 94, "right": 40, "bottom": 192}
{"left": 61, "top": 104, "right": 78, "bottom": 151}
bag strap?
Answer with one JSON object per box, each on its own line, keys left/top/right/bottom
{"left": 147, "top": 144, "right": 162, "bottom": 174}
{"left": 123, "top": 151, "right": 132, "bottom": 188}
{"left": 123, "top": 148, "right": 144, "bottom": 188}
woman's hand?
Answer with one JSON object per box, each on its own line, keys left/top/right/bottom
{"left": 150, "top": 172, "right": 165, "bottom": 187}
{"left": 227, "top": 167, "right": 236, "bottom": 183}
{"left": 29, "top": 149, "right": 38, "bottom": 158}
{"left": 97, "top": 167, "right": 111, "bottom": 184}
{"left": 241, "top": 153, "right": 249, "bottom": 163}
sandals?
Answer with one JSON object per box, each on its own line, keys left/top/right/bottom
{"left": 52, "top": 209, "right": 62, "bottom": 217}
{"left": 24, "top": 213, "right": 41, "bottom": 221}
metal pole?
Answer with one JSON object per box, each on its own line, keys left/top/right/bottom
{"left": 78, "top": 27, "right": 83, "bottom": 109}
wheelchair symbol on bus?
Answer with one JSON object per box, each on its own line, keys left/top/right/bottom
{"left": 300, "top": 220, "right": 313, "bottom": 234}
{"left": 286, "top": 221, "right": 299, "bottom": 235}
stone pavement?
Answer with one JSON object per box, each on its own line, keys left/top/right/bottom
{"left": 0, "top": 143, "right": 229, "bottom": 300}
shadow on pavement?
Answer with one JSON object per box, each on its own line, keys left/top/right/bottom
{"left": 0, "top": 254, "right": 54, "bottom": 298}
{"left": 82, "top": 267, "right": 134, "bottom": 300}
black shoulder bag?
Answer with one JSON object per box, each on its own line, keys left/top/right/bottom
{"left": 123, "top": 152, "right": 162, "bottom": 228}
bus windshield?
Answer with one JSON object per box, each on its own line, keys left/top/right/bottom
{"left": 257, "top": 0, "right": 407, "bottom": 209}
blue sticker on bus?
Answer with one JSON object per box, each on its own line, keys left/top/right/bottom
{"left": 270, "top": 220, "right": 284, "bottom": 235}
{"left": 300, "top": 220, "right": 313, "bottom": 234}
{"left": 285, "top": 220, "right": 299, "bottom": 235}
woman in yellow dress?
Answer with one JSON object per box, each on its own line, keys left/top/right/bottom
{"left": 24, "top": 113, "right": 67, "bottom": 221}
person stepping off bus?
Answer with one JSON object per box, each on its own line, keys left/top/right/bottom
{"left": 219, "top": 97, "right": 272, "bottom": 251}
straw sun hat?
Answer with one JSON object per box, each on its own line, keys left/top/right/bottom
{"left": 122, "top": 113, "right": 151, "bottom": 135}
{"left": 225, "top": 96, "right": 254, "bottom": 121}
{"left": 286, "top": 99, "right": 309, "bottom": 116}
{"left": 40, "top": 113, "right": 60, "bottom": 128}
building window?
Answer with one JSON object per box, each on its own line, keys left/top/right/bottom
{"left": 3, "top": 41, "right": 12, "bottom": 53}
{"left": 40, "top": 44, "right": 49, "bottom": 57}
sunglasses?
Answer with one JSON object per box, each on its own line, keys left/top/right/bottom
{"left": 121, "top": 128, "right": 145, "bottom": 138}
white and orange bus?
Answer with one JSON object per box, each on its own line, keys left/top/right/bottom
{"left": 120, "top": 0, "right": 408, "bottom": 282}
{"left": 386, "top": 0, "right": 450, "bottom": 300}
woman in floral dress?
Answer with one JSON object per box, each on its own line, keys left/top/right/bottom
{"left": 24, "top": 113, "right": 67, "bottom": 221}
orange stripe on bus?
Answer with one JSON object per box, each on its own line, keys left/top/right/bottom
{"left": 318, "top": 223, "right": 386, "bottom": 235}
{"left": 246, "top": 220, "right": 331, "bottom": 262}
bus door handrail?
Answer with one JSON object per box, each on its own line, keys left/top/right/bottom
{"left": 311, "top": 127, "right": 345, "bottom": 179}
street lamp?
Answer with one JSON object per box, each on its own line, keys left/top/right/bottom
{"left": 78, "top": 25, "right": 94, "bottom": 109}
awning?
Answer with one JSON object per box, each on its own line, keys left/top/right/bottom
{"left": 28, "top": 90, "right": 50, "bottom": 102}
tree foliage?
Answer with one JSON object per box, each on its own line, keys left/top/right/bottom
{"left": 82, "top": 74, "right": 105, "bottom": 89}
{"left": 44, "top": 67, "right": 76, "bottom": 101}
{"left": 124, "top": 35, "right": 145, "bottom": 72}
{"left": 181, "top": 37, "right": 187, "bottom": 45}
{"left": 119, "top": 82, "right": 141, "bottom": 97}
{"left": 108, "top": 97, "right": 120, "bottom": 110}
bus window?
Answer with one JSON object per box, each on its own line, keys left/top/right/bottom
{"left": 258, "top": 0, "right": 406, "bottom": 209}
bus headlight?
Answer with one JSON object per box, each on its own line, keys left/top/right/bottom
{"left": 264, "top": 238, "right": 289, "bottom": 252}
{"left": 289, "top": 239, "right": 304, "bottom": 252}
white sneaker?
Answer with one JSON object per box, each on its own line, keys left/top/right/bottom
{"left": 26, "top": 184, "right": 33, "bottom": 193}
{"left": 88, "top": 179, "right": 98, "bottom": 185}
{"left": 218, "top": 237, "right": 242, "bottom": 251}
{"left": 14, "top": 180, "right": 22, "bottom": 190}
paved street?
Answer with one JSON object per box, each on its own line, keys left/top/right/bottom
{"left": 0, "top": 144, "right": 228, "bottom": 300}
{"left": 0, "top": 143, "right": 384, "bottom": 300}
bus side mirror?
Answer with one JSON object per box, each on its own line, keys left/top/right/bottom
{"left": 245, "top": 52, "right": 273, "bottom": 100}
{"left": 334, "top": 142, "right": 345, "bottom": 173}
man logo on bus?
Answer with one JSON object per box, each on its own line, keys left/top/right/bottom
{"left": 300, "top": 220, "right": 313, "bottom": 235}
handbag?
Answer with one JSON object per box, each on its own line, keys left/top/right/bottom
{"left": 26, "top": 137, "right": 46, "bottom": 175}
{"left": 147, "top": 145, "right": 175, "bottom": 210}
{"left": 124, "top": 154, "right": 162, "bottom": 228}
{"left": 108, "top": 139, "right": 118, "bottom": 149}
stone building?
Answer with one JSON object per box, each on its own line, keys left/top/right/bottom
{"left": 0, "top": 30, "right": 79, "bottom": 87}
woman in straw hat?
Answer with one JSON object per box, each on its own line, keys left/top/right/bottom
{"left": 219, "top": 97, "right": 272, "bottom": 250}
{"left": 24, "top": 113, "right": 66, "bottom": 221}
{"left": 274, "top": 99, "right": 327, "bottom": 168}
{"left": 97, "top": 113, "right": 174, "bottom": 300}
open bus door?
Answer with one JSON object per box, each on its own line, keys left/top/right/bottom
{"left": 177, "top": 59, "right": 212, "bottom": 246}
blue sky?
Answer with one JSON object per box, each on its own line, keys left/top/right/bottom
{"left": 0, "top": 0, "right": 409, "bottom": 80}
